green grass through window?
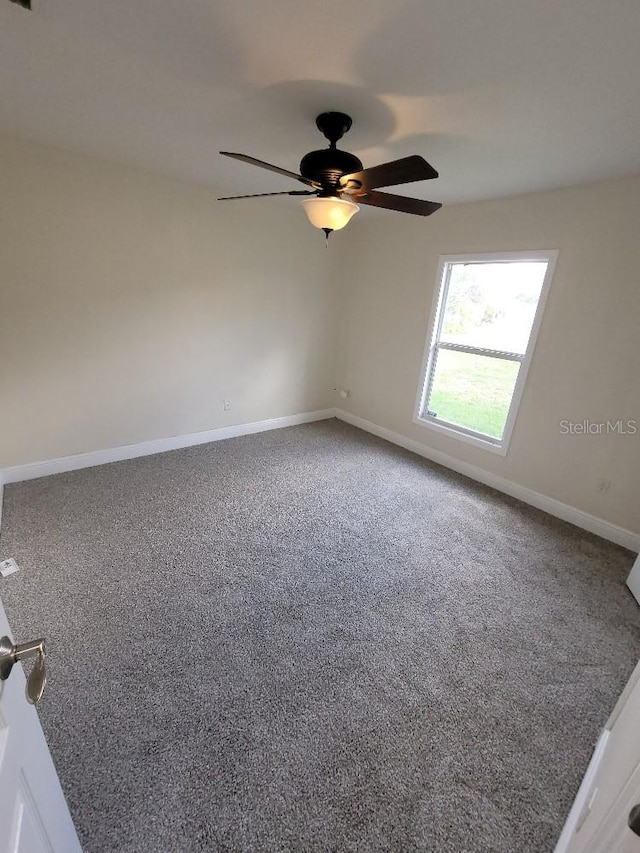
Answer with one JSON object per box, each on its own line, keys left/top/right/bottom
{"left": 427, "top": 349, "right": 520, "bottom": 440}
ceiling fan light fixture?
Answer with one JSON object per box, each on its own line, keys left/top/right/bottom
{"left": 219, "top": 113, "right": 441, "bottom": 234}
{"left": 300, "top": 196, "right": 359, "bottom": 232}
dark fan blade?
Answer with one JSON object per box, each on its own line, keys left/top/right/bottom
{"left": 341, "top": 155, "right": 438, "bottom": 190}
{"left": 355, "top": 189, "right": 442, "bottom": 216}
{"left": 218, "top": 190, "right": 316, "bottom": 200}
{"left": 220, "top": 152, "right": 320, "bottom": 188}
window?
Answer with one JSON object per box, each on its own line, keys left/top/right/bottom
{"left": 414, "top": 251, "right": 557, "bottom": 455}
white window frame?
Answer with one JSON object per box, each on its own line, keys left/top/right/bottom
{"left": 413, "top": 250, "right": 558, "bottom": 456}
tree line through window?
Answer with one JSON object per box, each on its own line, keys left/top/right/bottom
{"left": 415, "top": 251, "right": 557, "bottom": 454}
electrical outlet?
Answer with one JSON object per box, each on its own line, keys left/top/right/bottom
{"left": 223, "top": 399, "right": 231, "bottom": 411}
{"left": 0, "top": 558, "right": 20, "bottom": 577}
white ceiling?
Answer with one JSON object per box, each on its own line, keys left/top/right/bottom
{"left": 2, "top": 0, "right": 640, "bottom": 205}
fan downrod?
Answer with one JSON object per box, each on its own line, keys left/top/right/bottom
{"left": 315, "top": 112, "right": 353, "bottom": 147}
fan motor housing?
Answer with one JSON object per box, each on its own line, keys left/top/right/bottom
{"left": 299, "top": 148, "right": 363, "bottom": 190}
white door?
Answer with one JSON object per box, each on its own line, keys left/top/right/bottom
{"left": 627, "top": 555, "right": 640, "bottom": 606}
{"left": 0, "top": 595, "right": 82, "bottom": 853}
{"left": 586, "top": 762, "right": 640, "bottom": 851}
{"left": 555, "top": 659, "right": 640, "bottom": 852}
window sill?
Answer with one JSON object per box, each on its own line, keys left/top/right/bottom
{"left": 412, "top": 414, "right": 510, "bottom": 456}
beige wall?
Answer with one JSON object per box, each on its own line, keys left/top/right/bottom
{"left": 1, "top": 133, "right": 638, "bottom": 536}
{"left": 0, "top": 135, "right": 338, "bottom": 467}
{"left": 336, "top": 177, "right": 640, "bottom": 535}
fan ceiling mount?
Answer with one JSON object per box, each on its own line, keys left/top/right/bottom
{"left": 299, "top": 112, "right": 363, "bottom": 191}
{"left": 219, "top": 112, "right": 442, "bottom": 241}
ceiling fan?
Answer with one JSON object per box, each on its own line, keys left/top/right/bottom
{"left": 219, "top": 112, "right": 442, "bottom": 242}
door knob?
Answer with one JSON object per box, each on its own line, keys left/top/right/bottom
{"left": 0, "top": 635, "right": 47, "bottom": 704}
{"left": 629, "top": 804, "right": 640, "bottom": 837}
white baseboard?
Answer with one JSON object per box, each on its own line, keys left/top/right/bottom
{"left": 0, "top": 409, "right": 336, "bottom": 486}
{"left": 336, "top": 409, "right": 640, "bottom": 552}
{"left": 2, "top": 407, "right": 637, "bottom": 553}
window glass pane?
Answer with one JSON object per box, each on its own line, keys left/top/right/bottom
{"left": 440, "top": 262, "right": 547, "bottom": 354}
{"left": 425, "top": 349, "right": 520, "bottom": 440}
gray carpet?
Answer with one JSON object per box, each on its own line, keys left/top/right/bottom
{"left": 0, "top": 419, "right": 638, "bottom": 852}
